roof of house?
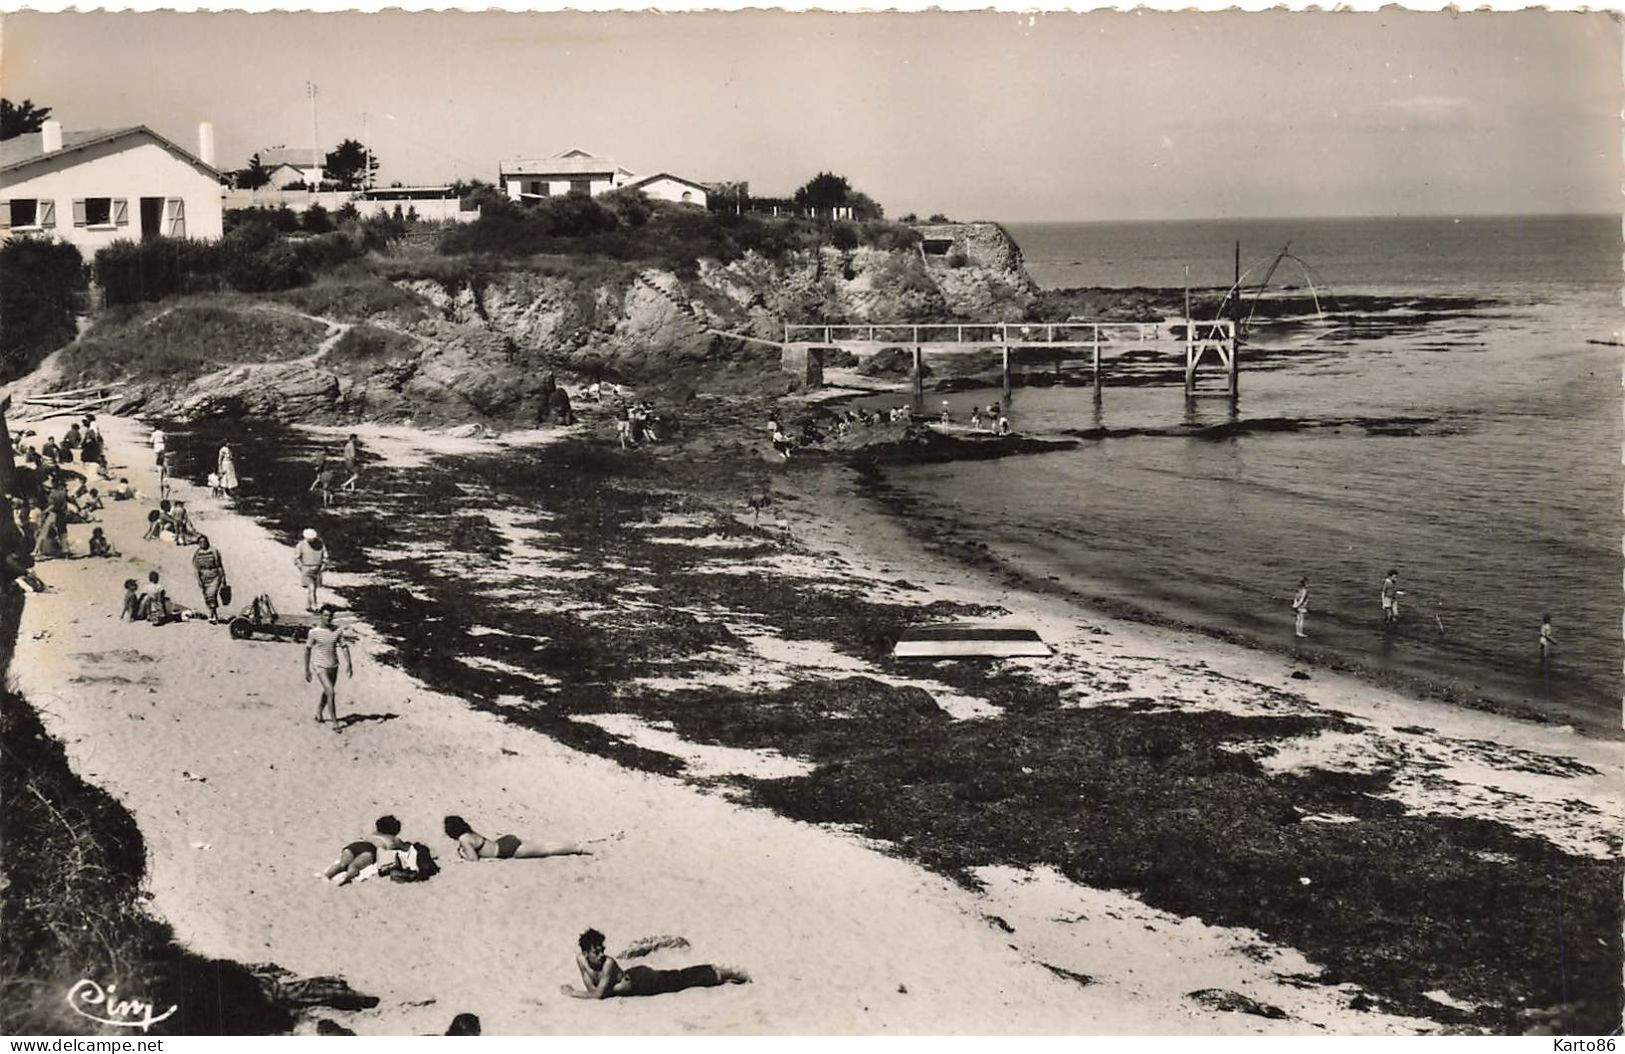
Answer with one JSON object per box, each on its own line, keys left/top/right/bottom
{"left": 499, "top": 148, "right": 623, "bottom": 177}
{"left": 258, "top": 147, "right": 321, "bottom": 168}
{"left": 624, "top": 172, "right": 710, "bottom": 194}
{"left": 0, "top": 125, "right": 223, "bottom": 179}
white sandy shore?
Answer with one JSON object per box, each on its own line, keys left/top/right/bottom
{"left": 8, "top": 411, "right": 1620, "bottom": 1035}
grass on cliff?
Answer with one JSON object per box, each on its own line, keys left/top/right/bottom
{"left": 53, "top": 300, "right": 328, "bottom": 387}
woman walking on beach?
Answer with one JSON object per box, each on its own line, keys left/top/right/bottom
{"left": 341, "top": 434, "right": 361, "bottom": 492}
{"left": 294, "top": 527, "right": 327, "bottom": 611}
{"left": 217, "top": 443, "right": 239, "bottom": 500}
{"left": 192, "top": 535, "right": 228, "bottom": 624}
{"left": 1291, "top": 577, "right": 1310, "bottom": 639}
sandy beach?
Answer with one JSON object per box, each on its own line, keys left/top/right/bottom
{"left": 8, "top": 410, "right": 1620, "bottom": 1035}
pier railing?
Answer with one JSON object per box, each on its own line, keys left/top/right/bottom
{"left": 782, "top": 320, "right": 1233, "bottom": 348}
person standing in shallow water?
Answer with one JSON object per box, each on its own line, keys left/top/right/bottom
{"left": 1381, "top": 569, "right": 1400, "bottom": 626}
{"left": 304, "top": 605, "right": 353, "bottom": 731}
{"left": 1291, "top": 577, "right": 1310, "bottom": 639}
{"left": 1539, "top": 614, "right": 1556, "bottom": 689}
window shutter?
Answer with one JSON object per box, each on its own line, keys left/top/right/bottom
{"left": 39, "top": 200, "right": 55, "bottom": 228}
{"left": 0, "top": 201, "right": 10, "bottom": 229}
{"left": 113, "top": 199, "right": 129, "bottom": 226}
{"left": 73, "top": 199, "right": 87, "bottom": 227}
{"left": 166, "top": 198, "right": 186, "bottom": 237}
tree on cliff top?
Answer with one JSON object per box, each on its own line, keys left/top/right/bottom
{"left": 793, "top": 172, "right": 884, "bottom": 221}
{"left": 1, "top": 98, "right": 53, "bottom": 141}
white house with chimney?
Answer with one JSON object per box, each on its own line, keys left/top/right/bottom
{"left": 498, "top": 148, "right": 708, "bottom": 208}
{"left": 0, "top": 120, "right": 224, "bottom": 258}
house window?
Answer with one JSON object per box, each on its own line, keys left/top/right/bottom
{"left": 528, "top": 181, "right": 549, "bottom": 197}
{"left": 85, "top": 198, "right": 112, "bottom": 225}
{"left": 569, "top": 179, "right": 591, "bottom": 197}
{"left": 680, "top": 191, "right": 693, "bottom": 204}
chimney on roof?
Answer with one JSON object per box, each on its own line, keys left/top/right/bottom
{"left": 41, "top": 120, "right": 63, "bottom": 154}
{"left": 198, "top": 122, "right": 216, "bottom": 167}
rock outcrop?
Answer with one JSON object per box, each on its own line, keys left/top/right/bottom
{"left": 78, "top": 224, "right": 1043, "bottom": 425}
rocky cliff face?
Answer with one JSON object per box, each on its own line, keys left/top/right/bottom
{"left": 89, "top": 224, "right": 1040, "bottom": 425}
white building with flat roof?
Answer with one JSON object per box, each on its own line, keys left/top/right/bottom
{"left": 0, "top": 121, "right": 224, "bottom": 258}
{"left": 498, "top": 148, "right": 710, "bottom": 208}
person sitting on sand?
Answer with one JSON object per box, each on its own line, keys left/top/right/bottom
{"left": 441, "top": 815, "right": 602, "bottom": 861}
{"left": 121, "top": 578, "right": 142, "bottom": 619}
{"left": 88, "top": 527, "right": 119, "bottom": 558}
{"left": 141, "top": 570, "right": 182, "bottom": 625}
{"left": 34, "top": 521, "right": 70, "bottom": 560}
{"left": 192, "top": 535, "right": 227, "bottom": 623}
{"left": 771, "top": 428, "right": 794, "bottom": 461}
{"left": 143, "top": 509, "right": 164, "bottom": 541}
{"left": 81, "top": 488, "right": 104, "bottom": 515}
{"left": 562, "top": 928, "right": 749, "bottom": 1000}
{"left": 113, "top": 478, "right": 133, "bottom": 501}
{"left": 321, "top": 816, "right": 408, "bottom": 886}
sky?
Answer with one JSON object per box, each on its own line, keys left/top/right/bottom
{"left": 1, "top": 9, "right": 1619, "bottom": 221}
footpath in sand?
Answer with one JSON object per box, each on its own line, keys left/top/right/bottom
{"left": 9, "top": 413, "right": 1620, "bottom": 1035}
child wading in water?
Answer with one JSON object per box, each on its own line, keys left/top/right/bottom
{"left": 562, "top": 928, "right": 749, "bottom": 1000}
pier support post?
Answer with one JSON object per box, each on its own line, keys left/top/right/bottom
{"left": 1002, "top": 345, "right": 1012, "bottom": 399}
{"left": 1092, "top": 339, "right": 1101, "bottom": 390}
{"left": 912, "top": 345, "right": 924, "bottom": 405}
{"left": 1228, "top": 330, "right": 1239, "bottom": 397}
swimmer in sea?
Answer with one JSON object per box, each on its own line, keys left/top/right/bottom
{"left": 441, "top": 815, "right": 610, "bottom": 861}
{"left": 562, "top": 928, "right": 749, "bottom": 1000}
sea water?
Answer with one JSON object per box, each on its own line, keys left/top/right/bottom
{"left": 870, "top": 215, "right": 1621, "bottom": 722}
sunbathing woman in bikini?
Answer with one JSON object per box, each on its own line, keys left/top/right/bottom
{"left": 441, "top": 815, "right": 607, "bottom": 861}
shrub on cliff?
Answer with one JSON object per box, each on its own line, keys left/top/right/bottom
{"left": 0, "top": 238, "right": 86, "bottom": 382}
{"left": 94, "top": 237, "right": 226, "bottom": 305}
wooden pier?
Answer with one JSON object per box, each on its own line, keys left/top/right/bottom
{"left": 779, "top": 319, "right": 1238, "bottom": 399}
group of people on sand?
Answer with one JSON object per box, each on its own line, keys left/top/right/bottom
{"left": 961, "top": 402, "right": 1012, "bottom": 435}
{"left": 310, "top": 434, "right": 363, "bottom": 507}
{"left": 616, "top": 403, "right": 661, "bottom": 449}
{"left": 6, "top": 415, "right": 119, "bottom": 586}
{"left": 319, "top": 816, "right": 748, "bottom": 999}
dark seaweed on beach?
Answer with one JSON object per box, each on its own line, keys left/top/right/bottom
{"left": 161, "top": 422, "right": 1624, "bottom": 1034}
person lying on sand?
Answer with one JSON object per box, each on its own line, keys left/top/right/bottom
{"left": 320, "top": 816, "right": 407, "bottom": 886}
{"left": 441, "top": 815, "right": 610, "bottom": 861}
{"left": 562, "top": 928, "right": 749, "bottom": 1000}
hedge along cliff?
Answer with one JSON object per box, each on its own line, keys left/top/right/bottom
{"left": 46, "top": 223, "right": 1038, "bottom": 425}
